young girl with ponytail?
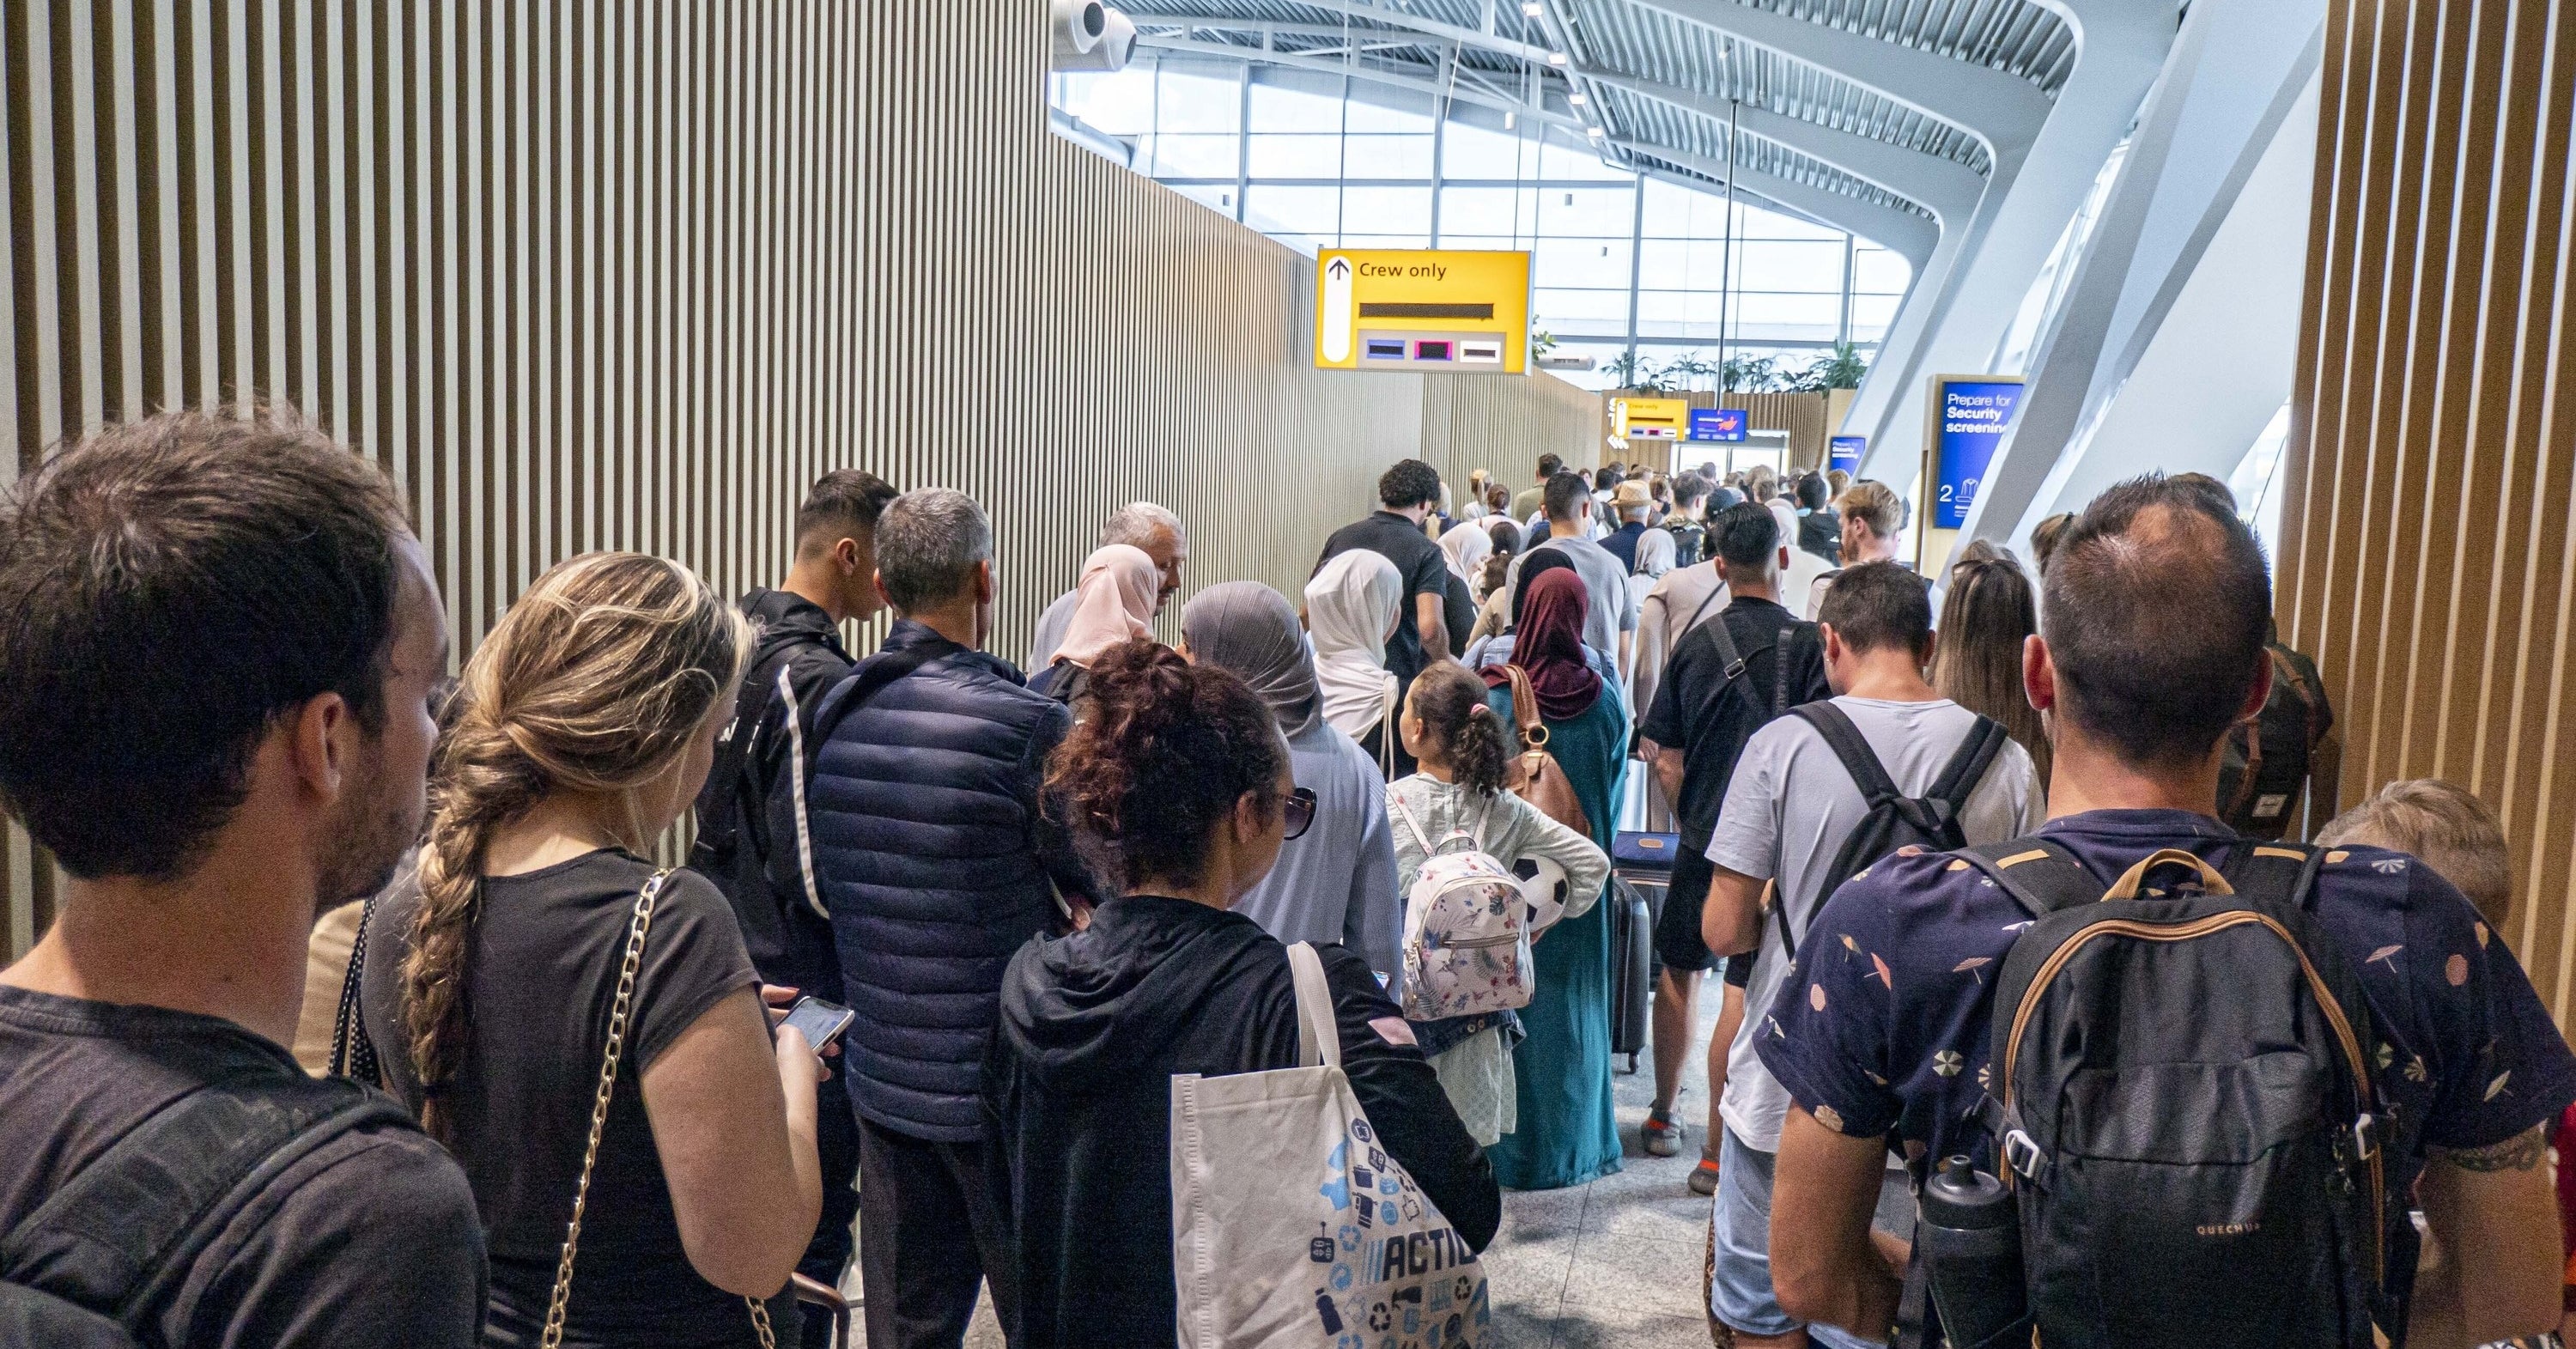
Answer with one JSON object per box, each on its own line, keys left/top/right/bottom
{"left": 1389, "top": 659, "right": 1610, "bottom": 1149}
{"left": 357, "top": 552, "right": 826, "bottom": 1348}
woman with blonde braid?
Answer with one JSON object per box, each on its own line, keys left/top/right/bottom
{"left": 359, "top": 553, "right": 826, "bottom": 1348}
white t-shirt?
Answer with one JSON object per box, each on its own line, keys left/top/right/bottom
{"left": 1704, "top": 696, "right": 2044, "bottom": 1152}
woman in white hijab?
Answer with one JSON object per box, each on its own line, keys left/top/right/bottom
{"left": 1625, "top": 524, "right": 1675, "bottom": 612}
{"left": 1439, "top": 520, "right": 1494, "bottom": 595}
{"left": 1030, "top": 543, "right": 1161, "bottom": 703}
{"left": 1303, "top": 549, "right": 1406, "bottom": 774}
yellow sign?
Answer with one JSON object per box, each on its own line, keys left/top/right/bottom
{"left": 1315, "top": 249, "right": 1530, "bottom": 374}
{"left": 1609, "top": 396, "right": 1688, "bottom": 441}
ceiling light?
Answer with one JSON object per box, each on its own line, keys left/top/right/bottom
{"left": 1521, "top": 2, "right": 1543, "bottom": 14}
{"left": 1569, "top": 91, "right": 1588, "bottom": 106}
{"left": 1547, "top": 51, "right": 1567, "bottom": 66}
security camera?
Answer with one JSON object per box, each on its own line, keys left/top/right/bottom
{"left": 1050, "top": 0, "right": 1106, "bottom": 58}
{"left": 1052, "top": 7, "right": 1135, "bottom": 70}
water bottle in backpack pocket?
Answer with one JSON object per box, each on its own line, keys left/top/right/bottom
{"left": 1941, "top": 837, "right": 2397, "bottom": 1349}
{"left": 1388, "top": 793, "right": 1567, "bottom": 1022}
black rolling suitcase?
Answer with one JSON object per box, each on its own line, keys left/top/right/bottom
{"left": 1605, "top": 872, "right": 1656, "bottom": 1073}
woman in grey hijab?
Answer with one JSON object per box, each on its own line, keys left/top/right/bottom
{"left": 1180, "top": 582, "right": 1403, "bottom": 993}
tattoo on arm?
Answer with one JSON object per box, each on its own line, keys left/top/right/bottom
{"left": 2433, "top": 1124, "right": 2548, "bottom": 1173}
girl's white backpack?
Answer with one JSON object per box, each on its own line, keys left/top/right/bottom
{"left": 1388, "top": 793, "right": 1567, "bottom": 1022}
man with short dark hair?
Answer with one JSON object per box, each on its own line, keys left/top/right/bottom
{"left": 1694, "top": 558, "right": 2039, "bottom": 1347}
{"left": 805, "top": 487, "right": 1090, "bottom": 1349}
{"left": 1763, "top": 478, "right": 2576, "bottom": 1346}
{"left": 690, "top": 466, "right": 896, "bottom": 1346}
{"left": 1793, "top": 473, "right": 1840, "bottom": 564}
{"left": 1310, "top": 459, "right": 1454, "bottom": 690}
{"left": 1637, "top": 502, "right": 1833, "bottom": 1189}
{"left": 1500, "top": 471, "right": 1643, "bottom": 678}
{"left": 1511, "top": 453, "right": 1563, "bottom": 528}
{"left": 0, "top": 410, "right": 485, "bottom": 1346}
{"left": 1026, "top": 501, "right": 1188, "bottom": 670}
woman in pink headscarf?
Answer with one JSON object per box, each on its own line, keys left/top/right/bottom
{"left": 1030, "top": 543, "right": 1163, "bottom": 704}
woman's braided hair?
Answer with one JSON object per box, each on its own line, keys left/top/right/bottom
{"left": 401, "top": 552, "right": 749, "bottom": 1145}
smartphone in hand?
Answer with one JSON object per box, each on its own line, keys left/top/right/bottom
{"left": 778, "top": 995, "right": 855, "bottom": 1051}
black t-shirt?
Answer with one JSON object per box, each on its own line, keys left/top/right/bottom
{"left": 1638, "top": 596, "right": 1830, "bottom": 850}
{"left": 1314, "top": 512, "right": 1450, "bottom": 681}
{"left": 361, "top": 850, "right": 765, "bottom": 1346}
{"left": 0, "top": 985, "right": 487, "bottom": 1348}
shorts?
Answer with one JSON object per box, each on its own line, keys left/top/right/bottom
{"left": 1656, "top": 846, "right": 1717, "bottom": 973}
{"left": 1708, "top": 1127, "right": 1914, "bottom": 1347}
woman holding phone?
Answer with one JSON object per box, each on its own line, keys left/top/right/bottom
{"left": 360, "top": 552, "right": 826, "bottom": 1348}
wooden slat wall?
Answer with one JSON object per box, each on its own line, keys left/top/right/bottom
{"left": 2281, "top": 0, "right": 2576, "bottom": 1028}
{"left": 0, "top": 0, "right": 1595, "bottom": 955}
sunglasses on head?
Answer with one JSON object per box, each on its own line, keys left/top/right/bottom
{"left": 1282, "top": 787, "right": 1317, "bottom": 842}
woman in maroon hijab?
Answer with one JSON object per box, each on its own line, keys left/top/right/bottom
{"left": 1476, "top": 567, "right": 1625, "bottom": 1188}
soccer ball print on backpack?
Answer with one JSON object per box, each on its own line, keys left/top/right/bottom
{"left": 1172, "top": 944, "right": 1491, "bottom": 1349}
{"left": 1386, "top": 795, "right": 1567, "bottom": 1023}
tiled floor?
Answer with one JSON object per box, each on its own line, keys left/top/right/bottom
{"left": 867, "top": 977, "right": 1726, "bottom": 1349}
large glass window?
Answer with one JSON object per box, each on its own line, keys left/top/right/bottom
{"left": 1049, "top": 59, "right": 1917, "bottom": 390}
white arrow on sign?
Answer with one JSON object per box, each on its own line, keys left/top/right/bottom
{"left": 1322, "top": 256, "right": 1353, "bottom": 363}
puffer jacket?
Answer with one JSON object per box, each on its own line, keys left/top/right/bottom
{"left": 804, "top": 619, "right": 1087, "bottom": 1141}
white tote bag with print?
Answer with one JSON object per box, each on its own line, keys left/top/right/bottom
{"left": 1171, "top": 943, "right": 1491, "bottom": 1349}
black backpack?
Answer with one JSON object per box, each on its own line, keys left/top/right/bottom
{"left": 1776, "top": 702, "right": 2008, "bottom": 960}
{"left": 690, "top": 619, "right": 837, "bottom": 882}
{"left": 0, "top": 1071, "right": 416, "bottom": 1346}
{"left": 1952, "top": 837, "right": 2392, "bottom": 1349}
{"left": 2216, "top": 642, "right": 2333, "bottom": 840}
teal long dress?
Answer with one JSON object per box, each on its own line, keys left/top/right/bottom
{"left": 1481, "top": 680, "right": 1626, "bottom": 1190}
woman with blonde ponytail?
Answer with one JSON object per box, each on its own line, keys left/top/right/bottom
{"left": 359, "top": 552, "right": 827, "bottom": 1348}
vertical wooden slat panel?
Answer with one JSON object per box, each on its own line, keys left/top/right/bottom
{"left": 2288, "top": 0, "right": 2576, "bottom": 1030}
{"left": 0, "top": 0, "right": 1599, "bottom": 953}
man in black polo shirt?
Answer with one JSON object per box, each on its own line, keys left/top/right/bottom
{"left": 1312, "top": 458, "right": 1453, "bottom": 686}
{"left": 1637, "top": 501, "right": 1829, "bottom": 1190}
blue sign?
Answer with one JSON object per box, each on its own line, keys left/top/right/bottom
{"left": 1933, "top": 380, "right": 2025, "bottom": 529}
{"left": 1687, "top": 407, "right": 1746, "bottom": 442}
{"left": 1828, "top": 435, "right": 1866, "bottom": 474}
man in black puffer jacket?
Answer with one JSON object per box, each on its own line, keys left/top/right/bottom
{"left": 801, "top": 488, "right": 1094, "bottom": 1349}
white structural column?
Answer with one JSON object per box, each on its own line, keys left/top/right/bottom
{"left": 1777, "top": 0, "right": 2173, "bottom": 491}
{"left": 1962, "top": 0, "right": 2326, "bottom": 553}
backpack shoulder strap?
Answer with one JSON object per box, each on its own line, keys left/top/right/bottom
{"left": 1790, "top": 702, "right": 1902, "bottom": 805}
{"left": 1924, "top": 716, "right": 2008, "bottom": 817}
{"left": 1388, "top": 791, "right": 1437, "bottom": 858}
{"left": 1955, "top": 836, "right": 2101, "bottom": 921}
{"left": 1, "top": 1076, "right": 411, "bottom": 1329}
{"left": 2218, "top": 837, "right": 2328, "bottom": 914}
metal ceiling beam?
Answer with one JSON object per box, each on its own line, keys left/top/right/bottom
{"left": 1621, "top": 0, "right": 2051, "bottom": 157}
{"left": 1577, "top": 67, "right": 1985, "bottom": 223}
{"left": 1631, "top": 143, "right": 1939, "bottom": 268}
{"left": 1134, "top": 34, "right": 1592, "bottom": 131}
{"left": 1174, "top": 0, "right": 1556, "bottom": 64}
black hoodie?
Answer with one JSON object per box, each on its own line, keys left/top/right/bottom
{"left": 986, "top": 894, "right": 1500, "bottom": 1349}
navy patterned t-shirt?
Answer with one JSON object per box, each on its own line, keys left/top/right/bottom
{"left": 1754, "top": 808, "right": 2576, "bottom": 1212}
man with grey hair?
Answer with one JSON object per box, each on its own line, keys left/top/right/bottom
{"left": 801, "top": 488, "right": 1091, "bottom": 1348}
{"left": 1025, "top": 500, "right": 1188, "bottom": 669}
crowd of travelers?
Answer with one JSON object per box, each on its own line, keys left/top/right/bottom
{"left": 0, "top": 407, "right": 2570, "bottom": 1349}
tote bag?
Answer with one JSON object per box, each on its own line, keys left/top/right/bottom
{"left": 1170, "top": 943, "right": 1491, "bottom": 1349}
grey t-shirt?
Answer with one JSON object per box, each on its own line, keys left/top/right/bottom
{"left": 361, "top": 849, "right": 763, "bottom": 1343}
{"left": 0, "top": 985, "right": 487, "bottom": 1347}
{"left": 1503, "top": 534, "right": 1639, "bottom": 658}
{"left": 1704, "top": 696, "right": 2043, "bottom": 1152}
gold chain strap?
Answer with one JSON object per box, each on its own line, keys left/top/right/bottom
{"left": 537, "top": 871, "right": 780, "bottom": 1349}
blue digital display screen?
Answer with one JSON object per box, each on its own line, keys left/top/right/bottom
{"left": 1828, "top": 435, "right": 1865, "bottom": 474}
{"left": 1687, "top": 407, "right": 1746, "bottom": 442}
{"left": 1934, "top": 380, "right": 2024, "bottom": 529}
